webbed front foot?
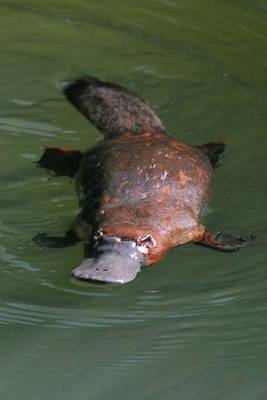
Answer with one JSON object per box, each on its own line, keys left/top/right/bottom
{"left": 196, "top": 230, "right": 256, "bottom": 252}
{"left": 33, "top": 229, "right": 81, "bottom": 248}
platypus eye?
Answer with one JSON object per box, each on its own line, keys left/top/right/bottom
{"left": 93, "top": 229, "right": 103, "bottom": 241}
{"left": 137, "top": 234, "right": 156, "bottom": 249}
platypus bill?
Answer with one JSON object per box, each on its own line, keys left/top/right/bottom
{"left": 34, "top": 77, "right": 255, "bottom": 284}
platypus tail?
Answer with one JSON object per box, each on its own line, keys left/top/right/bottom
{"left": 63, "top": 77, "right": 167, "bottom": 139}
{"left": 197, "top": 141, "right": 226, "bottom": 169}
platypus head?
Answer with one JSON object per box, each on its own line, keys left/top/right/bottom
{"left": 72, "top": 237, "right": 146, "bottom": 284}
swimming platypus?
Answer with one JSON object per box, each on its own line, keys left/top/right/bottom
{"left": 35, "top": 77, "right": 255, "bottom": 284}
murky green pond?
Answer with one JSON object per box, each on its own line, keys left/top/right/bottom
{"left": 1, "top": 0, "right": 267, "bottom": 399}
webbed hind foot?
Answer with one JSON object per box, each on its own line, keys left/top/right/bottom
{"left": 196, "top": 230, "right": 256, "bottom": 252}
{"left": 36, "top": 147, "right": 82, "bottom": 177}
{"left": 196, "top": 141, "right": 226, "bottom": 169}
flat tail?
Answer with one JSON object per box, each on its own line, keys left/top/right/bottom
{"left": 197, "top": 141, "right": 226, "bottom": 169}
{"left": 36, "top": 147, "right": 82, "bottom": 177}
{"left": 63, "top": 76, "right": 167, "bottom": 139}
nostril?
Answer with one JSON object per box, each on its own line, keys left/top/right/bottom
{"left": 95, "top": 267, "right": 109, "bottom": 272}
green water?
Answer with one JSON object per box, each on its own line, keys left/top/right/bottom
{"left": 1, "top": 1, "right": 267, "bottom": 399}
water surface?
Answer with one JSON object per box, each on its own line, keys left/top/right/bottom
{"left": 1, "top": 1, "right": 267, "bottom": 399}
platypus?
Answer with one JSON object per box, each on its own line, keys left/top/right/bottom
{"left": 34, "top": 77, "right": 255, "bottom": 284}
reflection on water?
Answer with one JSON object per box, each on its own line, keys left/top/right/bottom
{"left": 0, "top": 0, "right": 267, "bottom": 399}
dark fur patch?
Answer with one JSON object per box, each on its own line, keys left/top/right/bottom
{"left": 63, "top": 77, "right": 166, "bottom": 138}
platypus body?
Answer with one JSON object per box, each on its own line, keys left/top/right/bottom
{"left": 35, "top": 77, "right": 254, "bottom": 284}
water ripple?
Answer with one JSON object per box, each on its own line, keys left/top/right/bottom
{"left": 0, "top": 117, "right": 62, "bottom": 138}
{"left": 0, "top": 244, "right": 38, "bottom": 272}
